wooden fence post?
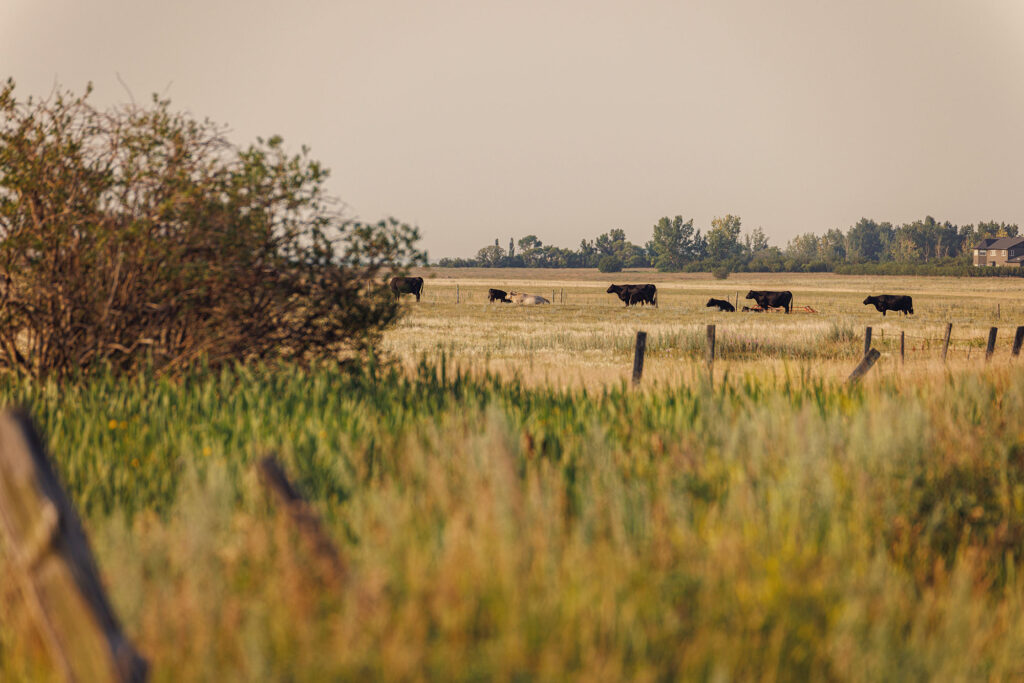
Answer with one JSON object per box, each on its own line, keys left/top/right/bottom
{"left": 0, "top": 410, "right": 148, "bottom": 682}
{"left": 900, "top": 331, "right": 905, "bottom": 364}
{"left": 256, "top": 455, "right": 346, "bottom": 585}
{"left": 632, "top": 331, "right": 647, "bottom": 386}
{"left": 706, "top": 324, "right": 716, "bottom": 383}
{"left": 986, "top": 327, "right": 998, "bottom": 361}
{"left": 942, "top": 323, "right": 952, "bottom": 361}
{"left": 456, "top": 284, "right": 459, "bottom": 304}
{"left": 847, "top": 348, "right": 881, "bottom": 385}
{"left": 1013, "top": 326, "right": 1024, "bottom": 357}
{"left": 864, "top": 327, "right": 872, "bottom": 357}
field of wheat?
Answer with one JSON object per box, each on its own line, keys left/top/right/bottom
{"left": 4, "top": 270, "right": 1024, "bottom": 680}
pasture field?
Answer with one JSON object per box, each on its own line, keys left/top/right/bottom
{"left": 387, "top": 268, "right": 1024, "bottom": 387}
{"left": 4, "top": 270, "right": 1024, "bottom": 680}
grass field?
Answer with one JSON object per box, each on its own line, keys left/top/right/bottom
{"left": 386, "top": 268, "right": 1024, "bottom": 387}
{"left": 4, "top": 269, "right": 1024, "bottom": 680}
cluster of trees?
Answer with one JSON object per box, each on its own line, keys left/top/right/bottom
{"left": 0, "top": 80, "right": 424, "bottom": 378}
{"left": 438, "top": 215, "right": 1020, "bottom": 275}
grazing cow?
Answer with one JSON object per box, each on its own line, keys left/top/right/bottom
{"left": 863, "top": 294, "right": 913, "bottom": 316}
{"left": 389, "top": 276, "right": 424, "bottom": 302}
{"left": 745, "top": 290, "right": 793, "bottom": 314}
{"left": 488, "top": 288, "right": 511, "bottom": 303}
{"left": 706, "top": 298, "right": 735, "bottom": 312}
{"left": 606, "top": 284, "right": 658, "bottom": 307}
{"left": 508, "top": 291, "right": 550, "bottom": 305}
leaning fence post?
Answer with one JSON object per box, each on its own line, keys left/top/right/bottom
{"left": 256, "top": 456, "right": 346, "bottom": 585}
{"left": 864, "top": 326, "right": 872, "bottom": 357}
{"left": 986, "top": 327, "right": 998, "bottom": 361}
{"left": 0, "top": 410, "right": 148, "bottom": 682}
{"left": 706, "top": 324, "right": 716, "bottom": 384}
{"left": 455, "top": 284, "right": 459, "bottom": 304}
{"left": 1013, "top": 326, "right": 1024, "bottom": 357}
{"left": 632, "top": 331, "right": 647, "bottom": 385}
{"left": 847, "top": 348, "right": 881, "bottom": 385}
{"left": 942, "top": 323, "right": 952, "bottom": 362}
{"left": 900, "top": 331, "right": 905, "bottom": 364}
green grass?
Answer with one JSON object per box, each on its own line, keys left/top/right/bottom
{"left": 5, "top": 359, "right": 1024, "bottom": 680}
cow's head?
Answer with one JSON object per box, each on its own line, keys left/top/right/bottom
{"left": 745, "top": 290, "right": 756, "bottom": 299}
{"left": 705, "top": 299, "right": 716, "bottom": 307}
{"left": 606, "top": 285, "right": 621, "bottom": 294}
{"left": 863, "top": 296, "right": 877, "bottom": 305}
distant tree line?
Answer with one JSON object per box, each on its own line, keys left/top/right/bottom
{"left": 437, "top": 215, "right": 1022, "bottom": 276}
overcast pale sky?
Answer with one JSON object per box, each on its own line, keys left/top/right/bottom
{"left": 3, "top": 0, "right": 1024, "bottom": 258}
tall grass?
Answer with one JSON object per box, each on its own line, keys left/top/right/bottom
{"left": 4, "top": 359, "right": 1024, "bottom": 679}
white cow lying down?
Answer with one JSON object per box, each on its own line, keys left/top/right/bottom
{"left": 508, "top": 291, "right": 550, "bottom": 305}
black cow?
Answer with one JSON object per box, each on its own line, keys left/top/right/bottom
{"left": 745, "top": 290, "right": 793, "bottom": 314}
{"left": 607, "top": 284, "right": 658, "bottom": 307}
{"left": 706, "top": 298, "right": 735, "bottom": 312}
{"left": 390, "top": 276, "right": 424, "bottom": 302}
{"left": 488, "top": 288, "right": 511, "bottom": 303}
{"left": 863, "top": 294, "right": 913, "bottom": 316}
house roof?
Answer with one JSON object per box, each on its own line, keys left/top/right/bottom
{"left": 976, "top": 236, "right": 1024, "bottom": 250}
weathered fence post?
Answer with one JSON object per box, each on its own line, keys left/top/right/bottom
{"left": 1013, "top": 326, "right": 1024, "bottom": 357}
{"left": 847, "top": 348, "right": 881, "bottom": 385}
{"left": 942, "top": 323, "right": 952, "bottom": 362}
{"left": 986, "top": 327, "right": 998, "bottom": 361}
{"left": 864, "top": 326, "right": 872, "bottom": 357}
{"left": 632, "top": 331, "right": 647, "bottom": 386}
{"left": 560, "top": 288, "right": 564, "bottom": 304}
{"left": 456, "top": 284, "right": 459, "bottom": 304}
{"left": 900, "top": 331, "right": 905, "bottom": 364}
{"left": 706, "top": 324, "right": 716, "bottom": 383}
{"left": 256, "top": 455, "right": 346, "bottom": 585}
{"left": 0, "top": 410, "right": 148, "bottom": 682}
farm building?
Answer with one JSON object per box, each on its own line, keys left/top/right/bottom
{"left": 973, "top": 236, "right": 1024, "bottom": 267}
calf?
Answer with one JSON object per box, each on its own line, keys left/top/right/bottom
{"left": 863, "top": 294, "right": 913, "bottom": 316}
{"left": 488, "top": 288, "right": 511, "bottom": 303}
{"left": 706, "top": 298, "right": 735, "bottom": 312}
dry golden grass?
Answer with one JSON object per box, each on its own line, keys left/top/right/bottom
{"left": 385, "top": 268, "right": 1024, "bottom": 388}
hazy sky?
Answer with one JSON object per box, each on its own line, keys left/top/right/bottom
{"left": 4, "top": 1, "right": 1024, "bottom": 258}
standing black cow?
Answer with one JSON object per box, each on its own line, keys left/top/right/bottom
{"left": 863, "top": 294, "right": 913, "bottom": 316}
{"left": 390, "top": 276, "right": 424, "bottom": 302}
{"left": 488, "top": 288, "right": 511, "bottom": 303}
{"left": 607, "top": 284, "right": 658, "bottom": 307}
{"left": 745, "top": 290, "right": 793, "bottom": 313}
{"left": 706, "top": 298, "right": 735, "bottom": 312}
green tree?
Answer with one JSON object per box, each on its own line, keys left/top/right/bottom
{"left": 743, "top": 227, "right": 769, "bottom": 254}
{"left": 707, "top": 214, "right": 743, "bottom": 262}
{"left": 476, "top": 244, "right": 506, "bottom": 267}
{"left": 649, "top": 216, "right": 705, "bottom": 271}
{"left": 786, "top": 233, "right": 820, "bottom": 261}
{"left": 0, "top": 80, "right": 425, "bottom": 378}
{"left": 518, "top": 234, "right": 542, "bottom": 251}
{"left": 846, "top": 218, "right": 884, "bottom": 262}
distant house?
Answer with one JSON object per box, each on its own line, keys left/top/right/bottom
{"left": 973, "top": 237, "right": 1024, "bottom": 267}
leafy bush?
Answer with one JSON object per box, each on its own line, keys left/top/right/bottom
{"left": 597, "top": 255, "right": 623, "bottom": 273}
{"left": 711, "top": 266, "right": 730, "bottom": 279}
{"left": 0, "top": 81, "right": 425, "bottom": 378}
